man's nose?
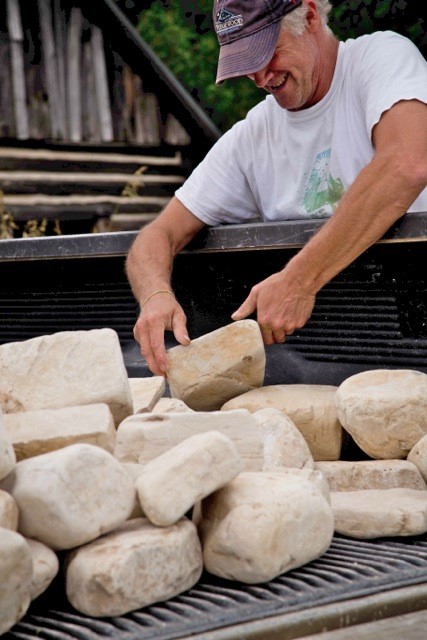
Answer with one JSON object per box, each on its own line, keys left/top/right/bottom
{"left": 248, "top": 65, "right": 274, "bottom": 88}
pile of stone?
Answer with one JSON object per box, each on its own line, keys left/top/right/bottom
{"left": 1, "top": 321, "right": 427, "bottom": 633}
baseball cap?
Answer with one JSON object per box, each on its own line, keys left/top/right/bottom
{"left": 214, "top": 0, "right": 303, "bottom": 84}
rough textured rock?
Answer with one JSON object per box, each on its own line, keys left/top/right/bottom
{"left": 0, "top": 489, "right": 19, "bottom": 530}
{"left": 252, "top": 408, "right": 315, "bottom": 470}
{"left": 335, "top": 369, "right": 427, "bottom": 459}
{"left": 0, "top": 443, "right": 135, "bottom": 550}
{"left": 115, "top": 410, "right": 264, "bottom": 470}
{"left": 65, "top": 517, "right": 203, "bottom": 617}
{"left": 151, "top": 398, "right": 194, "bottom": 413}
{"left": 26, "top": 538, "right": 59, "bottom": 600}
{"left": 166, "top": 320, "right": 266, "bottom": 411}
{"left": 0, "top": 410, "right": 16, "bottom": 481}
{"left": 316, "top": 460, "right": 427, "bottom": 492}
{"left": 136, "top": 431, "right": 243, "bottom": 527}
{"left": 122, "top": 462, "right": 146, "bottom": 518}
{"left": 331, "top": 489, "right": 427, "bottom": 538}
{"left": 129, "top": 376, "right": 165, "bottom": 413}
{"left": 0, "top": 329, "right": 132, "bottom": 425}
{"left": 5, "top": 403, "right": 116, "bottom": 461}
{"left": 408, "top": 435, "right": 427, "bottom": 482}
{"left": 0, "top": 528, "right": 32, "bottom": 635}
{"left": 222, "top": 384, "right": 342, "bottom": 460}
{"left": 199, "top": 472, "right": 334, "bottom": 584}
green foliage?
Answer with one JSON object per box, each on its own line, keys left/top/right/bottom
{"left": 137, "top": 1, "right": 426, "bottom": 133}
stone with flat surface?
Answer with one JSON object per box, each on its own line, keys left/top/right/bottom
{"left": 335, "top": 369, "right": 427, "bottom": 459}
{"left": 0, "top": 329, "right": 132, "bottom": 425}
{"left": 166, "top": 320, "right": 265, "bottom": 411}
{"left": 222, "top": 384, "right": 342, "bottom": 461}
{"left": 5, "top": 404, "right": 116, "bottom": 460}
{"left": 115, "top": 409, "right": 264, "bottom": 470}
{"left": 136, "top": 431, "right": 243, "bottom": 526}
{"left": 199, "top": 471, "right": 334, "bottom": 584}
{"left": 65, "top": 517, "right": 203, "bottom": 617}
{"left": 331, "top": 488, "right": 427, "bottom": 538}
{"left": 316, "top": 460, "right": 427, "bottom": 491}
{"left": 0, "top": 443, "right": 135, "bottom": 550}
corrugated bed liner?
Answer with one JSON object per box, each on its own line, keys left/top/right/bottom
{"left": 6, "top": 534, "right": 427, "bottom": 640}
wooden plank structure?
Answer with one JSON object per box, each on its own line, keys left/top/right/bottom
{"left": 0, "top": 0, "right": 221, "bottom": 236}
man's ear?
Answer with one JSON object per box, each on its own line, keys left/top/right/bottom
{"left": 304, "top": 0, "right": 322, "bottom": 32}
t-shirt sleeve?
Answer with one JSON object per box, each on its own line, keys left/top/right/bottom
{"left": 356, "top": 31, "right": 427, "bottom": 135}
{"left": 174, "top": 119, "right": 261, "bottom": 226}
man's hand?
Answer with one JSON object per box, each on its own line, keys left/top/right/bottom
{"left": 231, "top": 270, "right": 315, "bottom": 344}
{"left": 133, "top": 293, "right": 190, "bottom": 375}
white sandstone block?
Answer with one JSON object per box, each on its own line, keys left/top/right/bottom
{"left": 0, "top": 489, "right": 19, "bottom": 530}
{"left": 26, "top": 538, "right": 59, "bottom": 600}
{"left": 65, "top": 517, "right": 203, "bottom": 617}
{"left": 316, "top": 460, "right": 427, "bottom": 492}
{"left": 335, "top": 369, "right": 427, "bottom": 459}
{"left": 115, "top": 409, "right": 264, "bottom": 470}
{"left": 0, "top": 528, "right": 32, "bottom": 635}
{"left": 0, "top": 329, "right": 132, "bottom": 425}
{"left": 0, "top": 443, "right": 135, "bottom": 550}
{"left": 222, "top": 384, "right": 342, "bottom": 460}
{"left": 5, "top": 403, "right": 116, "bottom": 461}
{"left": 252, "top": 408, "right": 314, "bottom": 470}
{"left": 0, "top": 410, "right": 16, "bottom": 481}
{"left": 166, "top": 320, "right": 266, "bottom": 411}
{"left": 129, "top": 376, "right": 165, "bottom": 413}
{"left": 136, "top": 431, "right": 243, "bottom": 526}
{"left": 199, "top": 472, "right": 334, "bottom": 584}
{"left": 331, "top": 489, "right": 427, "bottom": 538}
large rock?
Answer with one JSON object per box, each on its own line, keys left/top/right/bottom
{"left": 222, "top": 384, "right": 342, "bottom": 461}
{"left": 335, "top": 369, "right": 427, "bottom": 459}
{"left": 136, "top": 431, "right": 243, "bottom": 526}
{"left": 199, "top": 472, "right": 334, "bottom": 583}
{"left": 252, "top": 408, "right": 314, "bottom": 470}
{"left": 331, "top": 489, "right": 427, "bottom": 538}
{"left": 115, "top": 409, "right": 264, "bottom": 470}
{"left": 0, "top": 329, "right": 132, "bottom": 425}
{"left": 129, "top": 376, "right": 165, "bottom": 413}
{"left": 316, "top": 460, "right": 427, "bottom": 492}
{"left": 26, "top": 538, "right": 59, "bottom": 600}
{"left": 0, "top": 528, "right": 32, "bottom": 635}
{"left": 0, "top": 443, "right": 135, "bottom": 550}
{"left": 166, "top": 320, "right": 266, "bottom": 411}
{"left": 5, "top": 403, "right": 116, "bottom": 461}
{"left": 65, "top": 517, "right": 203, "bottom": 617}
{"left": 0, "top": 409, "right": 16, "bottom": 481}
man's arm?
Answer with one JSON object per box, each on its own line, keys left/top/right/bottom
{"left": 126, "top": 197, "right": 206, "bottom": 375}
{"left": 232, "top": 99, "right": 427, "bottom": 343}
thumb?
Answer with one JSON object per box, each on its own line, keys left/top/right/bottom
{"left": 231, "top": 291, "right": 257, "bottom": 321}
{"left": 172, "top": 314, "right": 191, "bottom": 346}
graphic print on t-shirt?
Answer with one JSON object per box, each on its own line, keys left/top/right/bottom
{"left": 304, "top": 148, "right": 345, "bottom": 218}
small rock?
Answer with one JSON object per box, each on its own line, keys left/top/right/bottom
{"left": 129, "top": 377, "right": 165, "bottom": 413}
{"left": 26, "top": 538, "right": 59, "bottom": 600}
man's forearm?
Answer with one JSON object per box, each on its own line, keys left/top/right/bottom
{"left": 125, "top": 225, "right": 175, "bottom": 306}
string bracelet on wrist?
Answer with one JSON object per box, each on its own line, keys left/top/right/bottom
{"left": 141, "top": 289, "right": 175, "bottom": 310}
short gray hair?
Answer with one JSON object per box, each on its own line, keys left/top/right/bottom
{"left": 282, "top": 0, "right": 333, "bottom": 36}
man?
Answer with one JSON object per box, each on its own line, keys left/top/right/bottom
{"left": 126, "top": 0, "right": 427, "bottom": 376}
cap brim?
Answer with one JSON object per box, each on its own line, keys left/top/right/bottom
{"left": 216, "top": 20, "right": 282, "bottom": 85}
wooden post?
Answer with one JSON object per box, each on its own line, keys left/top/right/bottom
{"left": 91, "top": 26, "right": 113, "bottom": 142}
{"left": 67, "top": 7, "right": 82, "bottom": 142}
{"left": 54, "top": 0, "right": 68, "bottom": 138}
{"left": 37, "top": 0, "right": 66, "bottom": 139}
{"left": 6, "top": 0, "right": 29, "bottom": 139}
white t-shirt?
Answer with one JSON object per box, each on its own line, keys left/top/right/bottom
{"left": 175, "top": 31, "right": 427, "bottom": 225}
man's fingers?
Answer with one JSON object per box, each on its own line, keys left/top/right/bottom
{"left": 272, "top": 329, "right": 287, "bottom": 343}
{"left": 171, "top": 311, "right": 191, "bottom": 346}
{"left": 231, "top": 292, "right": 257, "bottom": 321}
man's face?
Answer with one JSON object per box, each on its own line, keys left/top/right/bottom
{"left": 247, "top": 27, "right": 322, "bottom": 111}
